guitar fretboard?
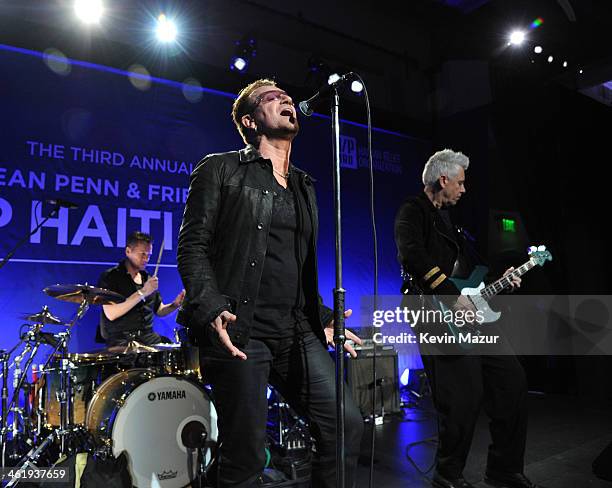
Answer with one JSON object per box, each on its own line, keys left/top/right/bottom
{"left": 481, "top": 260, "right": 535, "bottom": 299}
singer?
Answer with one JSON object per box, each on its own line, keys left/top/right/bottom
{"left": 177, "top": 79, "right": 364, "bottom": 488}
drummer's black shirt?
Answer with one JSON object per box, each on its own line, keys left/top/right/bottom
{"left": 97, "top": 260, "right": 162, "bottom": 339}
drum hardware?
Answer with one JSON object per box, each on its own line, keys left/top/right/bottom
{"left": 20, "top": 306, "right": 65, "bottom": 326}
{"left": 265, "top": 388, "right": 312, "bottom": 484}
{"left": 267, "top": 388, "right": 311, "bottom": 455}
{"left": 4, "top": 282, "right": 228, "bottom": 486}
{"left": 1, "top": 350, "right": 10, "bottom": 467}
{"left": 42, "top": 283, "right": 126, "bottom": 455}
{"left": 3, "top": 323, "right": 53, "bottom": 465}
{"left": 2, "top": 284, "right": 126, "bottom": 484}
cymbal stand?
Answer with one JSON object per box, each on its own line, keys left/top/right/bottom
{"left": 4, "top": 323, "right": 56, "bottom": 465}
{"left": 1, "top": 350, "right": 9, "bottom": 467}
{"left": 59, "top": 297, "right": 89, "bottom": 451}
{"left": 57, "top": 331, "right": 72, "bottom": 455}
{"left": 7, "top": 342, "right": 33, "bottom": 465}
{"left": 1, "top": 334, "right": 33, "bottom": 469}
{"left": 7, "top": 308, "right": 88, "bottom": 482}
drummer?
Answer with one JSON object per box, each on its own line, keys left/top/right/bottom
{"left": 97, "top": 231, "right": 185, "bottom": 347}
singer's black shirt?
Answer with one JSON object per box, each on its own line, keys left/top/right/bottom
{"left": 251, "top": 175, "right": 313, "bottom": 338}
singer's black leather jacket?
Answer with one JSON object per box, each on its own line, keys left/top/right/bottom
{"left": 176, "top": 144, "right": 331, "bottom": 347}
{"left": 394, "top": 192, "right": 463, "bottom": 298}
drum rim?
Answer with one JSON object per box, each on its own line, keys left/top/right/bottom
{"left": 85, "top": 369, "right": 210, "bottom": 437}
{"left": 84, "top": 368, "right": 156, "bottom": 433}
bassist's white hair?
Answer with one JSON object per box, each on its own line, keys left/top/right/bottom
{"left": 422, "top": 149, "right": 469, "bottom": 186}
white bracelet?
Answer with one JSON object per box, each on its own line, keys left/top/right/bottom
{"left": 137, "top": 289, "right": 145, "bottom": 301}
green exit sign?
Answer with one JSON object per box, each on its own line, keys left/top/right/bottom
{"left": 501, "top": 218, "right": 516, "bottom": 233}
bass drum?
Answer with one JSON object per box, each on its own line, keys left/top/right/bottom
{"left": 85, "top": 369, "right": 217, "bottom": 488}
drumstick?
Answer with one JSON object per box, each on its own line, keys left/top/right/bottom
{"left": 153, "top": 238, "right": 164, "bottom": 278}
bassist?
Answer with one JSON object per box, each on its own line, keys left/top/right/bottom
{"left": 394, "top": 149, "right": 538, "bottom": 488}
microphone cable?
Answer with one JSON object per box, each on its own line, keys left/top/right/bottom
{"left": 350, "top": 72, "right": 379, "bottom": 488}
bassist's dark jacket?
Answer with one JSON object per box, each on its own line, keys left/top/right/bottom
{"left": 394, "top": 192, "right": 464, "bottom": 298}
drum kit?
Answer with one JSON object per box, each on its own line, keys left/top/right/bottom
{"left": 0, "top": 283, "right": 218, "bottom": 487}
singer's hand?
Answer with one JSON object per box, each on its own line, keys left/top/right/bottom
{"left": 324, "top": 309, "right": 362, "bottom": 358}
{"left": 210, "top": 311, "right": 246, "bottom": 360}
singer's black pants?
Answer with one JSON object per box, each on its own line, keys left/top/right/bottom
{"left": 200, "top": 330, "right": 364, "bottom": 488}
{"left": 421, "top": 354, "right": 528, "bottom": 479}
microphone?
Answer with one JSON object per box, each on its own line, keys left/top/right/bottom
{"left": 46, "top": 198, "right": 79, "bottom": 209}
{"left": 298, "top": 72, "right": 355, "bottom": 117}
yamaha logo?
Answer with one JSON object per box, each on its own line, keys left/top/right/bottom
{"left": 148, "top": 389, "right": 187, "bottom": 401}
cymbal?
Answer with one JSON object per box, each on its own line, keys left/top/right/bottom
{"left": 69, "top": 350, "right": 121, "bottom": 364}
{"left": 43, "top": 284, "right": 125, "bottom": 305}
{"left": 106, "top": 341, "right": 159, "bottom": 354}
{"left": 21, "top": 306, "right": 65, "bottom": 325}
{"left": 149, "top": 343, "right": 181, "bottom": 351}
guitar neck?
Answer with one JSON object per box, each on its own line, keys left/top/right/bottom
{"left": 481, "top": 260, "right": 535, "bottom": 299}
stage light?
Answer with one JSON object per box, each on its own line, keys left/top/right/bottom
{"left": 328, "top": 73, "right": 341, "bottom": 85}
{"left": 351, "top": 80, "right": 364, "bottom": 93}
{"left": 563, "top": 61, "right": 568, "bottom": 68}
{"left": 534, "top": 46, "right": 543, "bottom": 54}
{"left": 509, "top": 30, "right": 526, "bottom": 46}
{"left": 230, "top": 37, "right": 256, "bottom": 73}
{"left": 230, "top": 56, "right": 248, "bottom": 72}
{"left": 547, "top": 55, "right": 554, "bottom": 63}
{"left": 400, "top": 368, "right": 410, "bottom": 387}
{"left": 155, "top": 14, "right": 177, "bottom": 43}
{"left": 74, "top": 0, "right": 103, "bottom": 24}
{"left": 579, "top": 69, "right": 583, "bottom": 74}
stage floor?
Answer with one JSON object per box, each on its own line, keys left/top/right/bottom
{"left": 355, "top": 393, "right": 612, "bottom": 487}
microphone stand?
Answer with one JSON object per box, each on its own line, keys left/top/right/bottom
{"left": 330, "top": 87, "right": 347, "bottom": 488}
{"left": 0, "top": 203, "right": 60, "bottom": 270}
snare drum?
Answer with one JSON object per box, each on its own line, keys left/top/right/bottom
{"left": 85, "top": 369, "right": 217, "bottom": 488}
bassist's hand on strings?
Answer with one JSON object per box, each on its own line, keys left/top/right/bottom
{"left": 503, "top": 267, "right": 522, "bottom": 290}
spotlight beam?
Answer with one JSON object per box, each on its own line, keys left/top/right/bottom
{"left": 74, "top": 0, "right": 104, "bottom": 24}
{"left": 509, "top": 30, "right": 526, "bottom": 46}
{"left": 156, "top": 14, "right": 178, "bottom": 43}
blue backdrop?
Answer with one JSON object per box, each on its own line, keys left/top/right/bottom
{"left": 0, "top": 43, "right": 429, "bottom": 373}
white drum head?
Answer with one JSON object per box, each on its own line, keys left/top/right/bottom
{"left": 111, "top": 375, "right": 217, "bottom": 488}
